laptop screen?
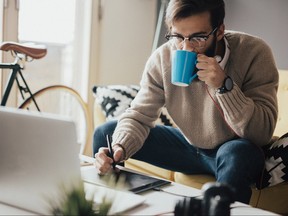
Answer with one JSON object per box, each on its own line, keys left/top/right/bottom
{"left": 0, "top": 107, "right": 80, "bottom": 214}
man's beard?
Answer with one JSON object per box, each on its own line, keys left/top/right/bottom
{"left": 204, "top": 36, "right": 217, "bottom": 57}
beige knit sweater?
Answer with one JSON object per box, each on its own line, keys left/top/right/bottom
{"left": 113, "top": 31, "right": 279, "bottom": 159}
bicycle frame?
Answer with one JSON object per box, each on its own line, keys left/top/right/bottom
{"left": 0, "top": 58, "right": 40, "bottom": 110}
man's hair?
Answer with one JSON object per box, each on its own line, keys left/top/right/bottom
{"left": 165, "top": 0, "right": 225, "bottom": 29}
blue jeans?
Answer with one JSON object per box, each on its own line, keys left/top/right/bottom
{"left": 93, "top": 120, "right": 265, "bottom": 204}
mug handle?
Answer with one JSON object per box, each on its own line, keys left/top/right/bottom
{"left": 189, "top": 59, "right": 198, "bottom": 83}
{"left": 189, "top": 73, "right": 198, "bottom": 83}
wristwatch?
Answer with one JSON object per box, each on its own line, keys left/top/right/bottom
{"left": 217, "top": 76, "right": 233, "bottom": 94}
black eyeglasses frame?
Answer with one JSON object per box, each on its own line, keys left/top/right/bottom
{"left": 165, "top": 27, "right": 218, "bottom": 48}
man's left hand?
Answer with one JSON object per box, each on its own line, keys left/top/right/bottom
{"left": 196, "top": 54, "right": 226, "bottom": 89}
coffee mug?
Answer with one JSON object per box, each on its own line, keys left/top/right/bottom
{"left": 171, "top": 50, "right": 198, "bottom": 87}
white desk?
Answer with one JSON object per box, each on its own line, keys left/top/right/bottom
{"left": 0, "top": 203, "right": 37, "bottom": 215}
{"left": 122, "top": 182, "right": 278, "bottom": 216}
{"left": 0, "top": 166, "right": 279, "bottom": 216}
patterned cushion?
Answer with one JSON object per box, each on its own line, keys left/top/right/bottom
{"left": 257, "top": 133, "right": 288, "bottom": 189}
{"left": 92, "top": 85, "right": 176, "bottom": 127}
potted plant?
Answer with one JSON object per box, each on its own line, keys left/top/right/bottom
{"left": 49, "top": 173, "right": 127, "bottom": 216}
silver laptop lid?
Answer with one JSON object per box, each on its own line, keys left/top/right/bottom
{"left": 0, "top": 107, "right": 81, "bottom": 214}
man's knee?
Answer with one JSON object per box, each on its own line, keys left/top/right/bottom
{"left": 217, "top": 139, "right": 264, "bottom": 164}
{"left": 216, "top": 138, "right": 264, "bottom": 183}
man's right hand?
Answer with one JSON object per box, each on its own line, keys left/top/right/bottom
{"left": 94, "top": 146, "right": 124, "bottom": 174}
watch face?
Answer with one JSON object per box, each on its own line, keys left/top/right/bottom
{"left": 225, "top": 77, "right": 233, "bottom": 91}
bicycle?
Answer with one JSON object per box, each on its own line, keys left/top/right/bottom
{"left": 0, "top": 41, "right": 93, "bottom": 155}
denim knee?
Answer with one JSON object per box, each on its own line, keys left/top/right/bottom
{"left": 215, "top": 139, "right": 264, "bottom": 203}
{"left": 92, "top": 120, "right": 117, "bottom": 155}
{"left": 216, "top": 139, "right": 264, "bottom": 181}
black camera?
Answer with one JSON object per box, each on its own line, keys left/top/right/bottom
{"left": 174, "top": 182, "right": 235, "bottom": 216}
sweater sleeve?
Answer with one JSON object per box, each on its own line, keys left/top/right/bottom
{"left": 112, "top": 50, "right": 166, "bottom": 159}
{"left": 216, "top": 37, "right": 278, "bottom": 146}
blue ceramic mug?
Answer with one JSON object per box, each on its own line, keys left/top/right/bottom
{"left": 171, "top": 50, "right": 198, "bottom": 86}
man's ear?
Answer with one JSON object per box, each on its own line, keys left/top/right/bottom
{"left": 216, "top": 24, "right": 225, "bottom": 41}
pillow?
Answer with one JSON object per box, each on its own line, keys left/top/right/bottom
{"left": 256, "top": 133, "right": 288, "bottom": 189}
{"left": 92, "top": 85, "right": 176, "bottom": 127}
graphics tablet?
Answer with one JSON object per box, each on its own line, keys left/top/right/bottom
{"left": 81, "top": 166, "right": 171, "bottom": 194}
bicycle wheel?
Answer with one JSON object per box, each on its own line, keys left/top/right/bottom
{"left": 18, "top": 85, "right": 93, "bottom": 155}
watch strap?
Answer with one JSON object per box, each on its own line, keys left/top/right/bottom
{"left": 217, "top": 76, "right": 233, "bottom": 94}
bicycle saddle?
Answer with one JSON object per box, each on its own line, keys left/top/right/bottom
{"left": 0, "top": 41, "right": 47, "bottom": 59}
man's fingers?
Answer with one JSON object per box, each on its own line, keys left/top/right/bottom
{"left": 113, "top": 147, "right": 124, "bottom": 163}
{"left": 94, "top": 147, "right": 114, "bottom": 174}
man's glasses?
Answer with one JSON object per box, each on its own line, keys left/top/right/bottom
{"left": 165, "top": 27, "right": 218, "bottom": 49}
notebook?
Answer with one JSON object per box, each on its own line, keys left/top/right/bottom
{"left": 81, "top": 164, "right": 171, "bottom": 194}
{"left": 0, "top": 107, "right": 145, "bottom": 215}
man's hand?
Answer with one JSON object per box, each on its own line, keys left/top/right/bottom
{"left": 196, "top": 54, "right": 226, "bottom": 88}
{"left": 94, "top": 145, "right": 124, "bottom": 175}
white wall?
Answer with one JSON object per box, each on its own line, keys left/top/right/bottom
{"left": 1, "top": 0, "right": 19, "bottom": 106}
{"left": 224, "top": 0, "right": 288, "bottom": 70}
{"left": 95, "top": 0, "right": 157, "bottom": 85}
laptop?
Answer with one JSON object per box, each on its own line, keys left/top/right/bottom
{"left": 0, "top": 107, "right": 145, "bottom": 215}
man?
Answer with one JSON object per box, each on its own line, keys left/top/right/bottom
{"left": 93, "top": 0, "right": 278, "bottom": 204}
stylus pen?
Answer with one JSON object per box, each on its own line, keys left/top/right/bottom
{"left": 106, "top": 134, "right": 116, "bottom": 170}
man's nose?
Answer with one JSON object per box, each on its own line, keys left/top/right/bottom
{"left": 182, "top": 39, "right": 196, "bottom": 52}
